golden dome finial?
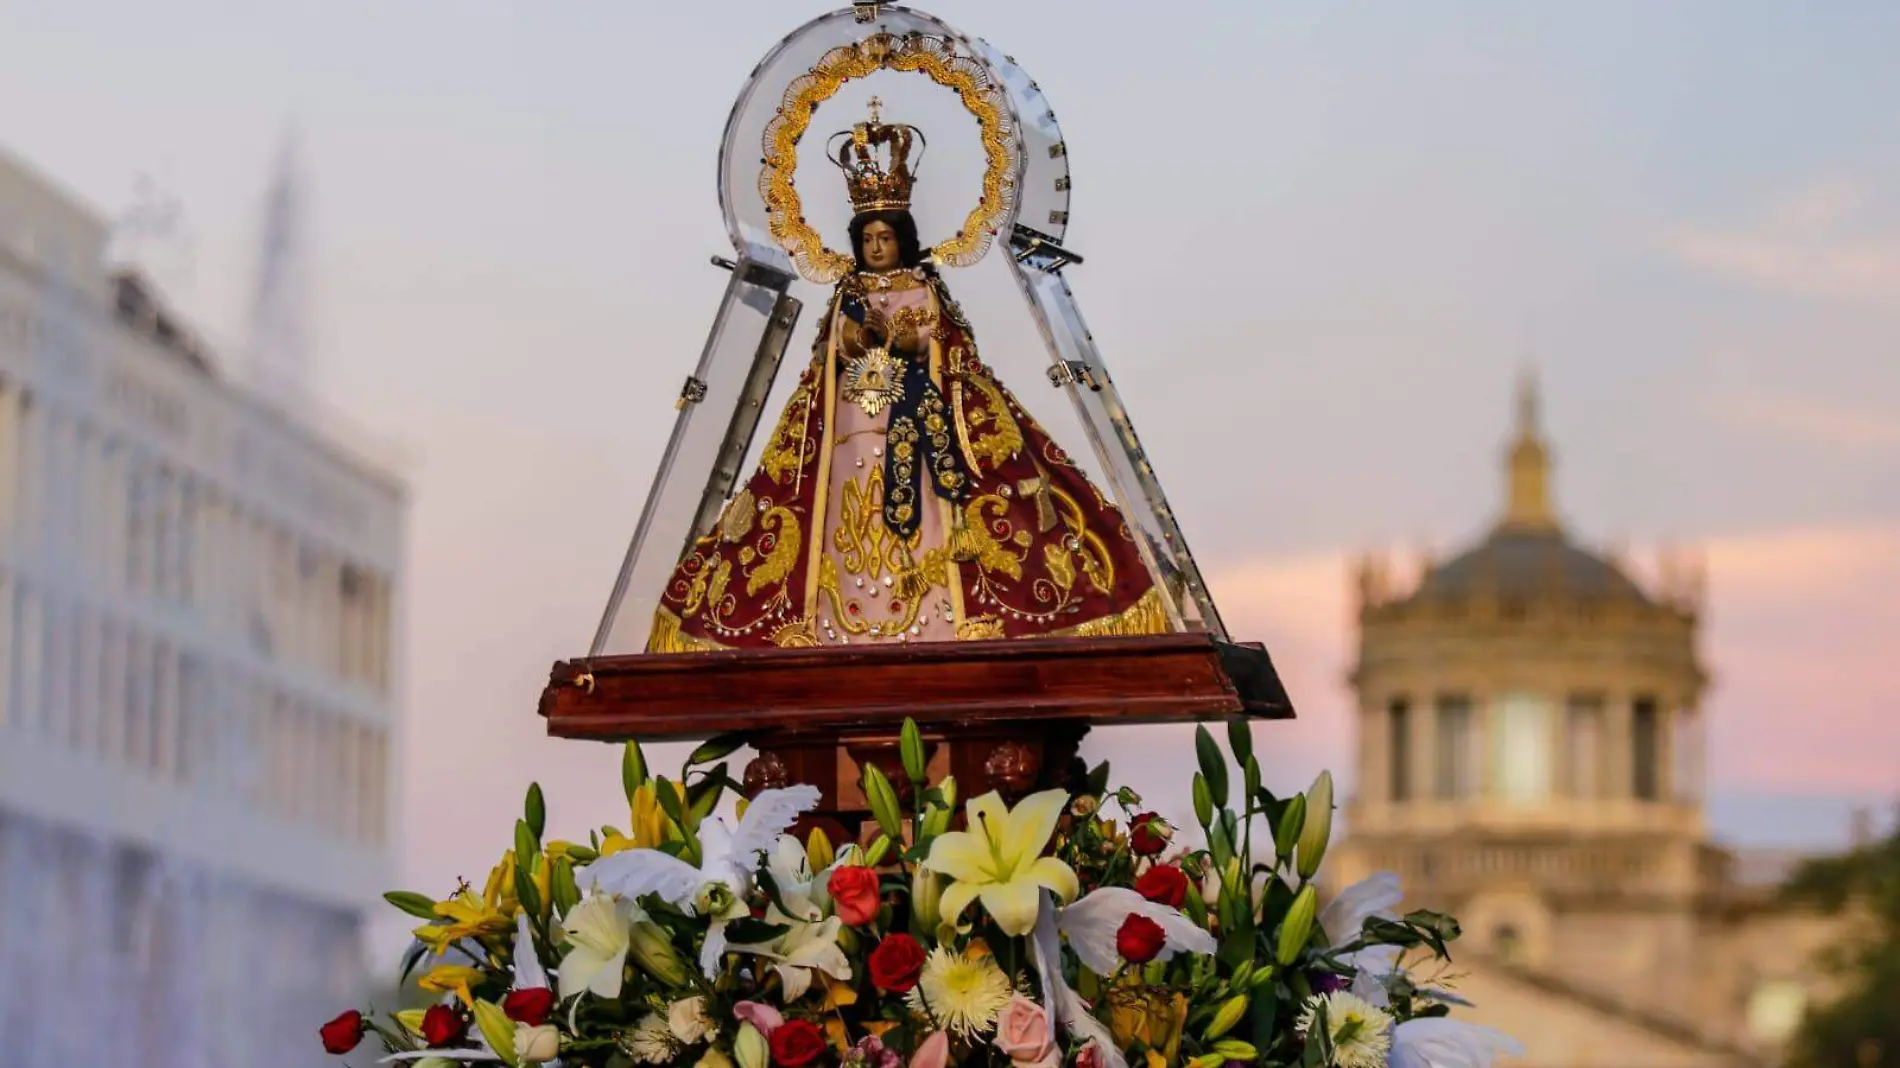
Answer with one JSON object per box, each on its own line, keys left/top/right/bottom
{"left": 1501, "top": 367, "right": 1558, "bottom": 532}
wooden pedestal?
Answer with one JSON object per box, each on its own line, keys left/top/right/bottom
{"left": 539, "top": 633, "right": 1291, "bottom": 836}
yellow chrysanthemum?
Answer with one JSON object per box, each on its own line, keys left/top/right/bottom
{"left": 907, "top": 948, "right": 1013, "bottom": 1039}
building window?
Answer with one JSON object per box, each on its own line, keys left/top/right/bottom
{"left": 1492, "top": 692, "right": 1554, "bottom": 805}
{"left": 1434, "top": 694, "right": 1477, "bottom": 800}
{"left": 1562, "top": 694, "right": 1606, "bottom": 799}
{"left": 1632, "top": 696, "right": 1661, "bottom": 800}
{"left": 1494, "top": 923, "right": 1522, "bottom": 964}
{"left": 1388, "top": 696, "right": 1412, "bottom": 802}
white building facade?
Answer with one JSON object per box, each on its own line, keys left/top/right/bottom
{"left": 0, "top": 151, "right": 404, "bottom": 1068}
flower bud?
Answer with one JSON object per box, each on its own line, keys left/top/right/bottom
{"left": 1186, "top": 1054, "right": 1226, "bottom": 1068}
{"left": 1295, "top": 771, "right": 1334, "bottom": 880}
{"left": 911, "top": 867, "right": 944, "bottom": 936}
{"left": 696, "top": 882, "right": 738, "bottom": 919}
{"left": 515, "top": 1023, "right": 562, "bottom": 1064}
{"left": 695, "top": 1049, "right": 736, "bottom": 1068}
{"left": 1212, "top": 1040, "right": 1259, "bottom": 1061}
{"left": 806, "top": 827, "right": 836, "bottom": 873}
{"left": 901, "top": 718, "right": 928, "bottom": 784}
{"left": 1273, "top": 794, "right": 1307, "bottom": 868}
{"left": 1275, "top": 885, "right": 1318, "bottom": 967}
{"left": 629, "top": 920, "right": 690, "bottom": 986}
{"left": 1204, "top": 994, "right": 1250, "bottom": 1040}
{"left": 735, "top": 1023, "right": 770, "bottom": 1068}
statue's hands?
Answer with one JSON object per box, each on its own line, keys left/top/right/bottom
{"left": 860, "top": 307, "right": 891, "bottom": 348}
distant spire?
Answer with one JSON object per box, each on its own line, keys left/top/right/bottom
{"left": 1500, "top": 367, "right": 1558, "bottom": 531}
{"left": 245, "top": 125, "right": 311, "bottom": 404}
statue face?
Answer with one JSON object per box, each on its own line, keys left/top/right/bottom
{"left": 860, "top": 221, "right": 902, "bottom": 271}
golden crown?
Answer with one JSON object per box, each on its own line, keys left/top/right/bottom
{"left": 829, "top": 98, "right": 927, "bottom": 216}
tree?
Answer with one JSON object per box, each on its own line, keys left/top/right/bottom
{"left": 1780, "top": 816, "right": 1900, "bottom": 1068}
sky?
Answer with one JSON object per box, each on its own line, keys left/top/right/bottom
{"left": 1, "top": 0, "right": 1896, "bottom": 954}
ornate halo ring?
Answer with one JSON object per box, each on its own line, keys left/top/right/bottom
{"left": 756, "top": 30, "right": 1020, "bottom": 284}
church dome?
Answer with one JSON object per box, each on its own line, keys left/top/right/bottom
{"left": 1414, "top": 528, "right": 1648, "bottom": 603}
{"left": 1409, "top": 372, "right": 1649, "bottom": 607}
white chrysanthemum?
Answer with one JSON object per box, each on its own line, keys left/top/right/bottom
{"left": 907, "top": 947, "right": 1014, "bottom": 1039}
{"left": 1296, "top": 991, "right": 1394, "bottom": 1068}
{"left": 621, "top": 1013, "right": 679, "bottom": 1065}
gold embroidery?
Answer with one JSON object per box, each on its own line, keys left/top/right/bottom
{"left": 647, "top": 608, "right": 730, "bottom": 653}
{"left": 705, "top": 558, "right": 734, "bottom": 617}
{"left": 746, "top": 507, "right": 803, "bottom": 596}
{"left": 956, "top": 616, "right": 1007, "bottom": 641}
{"left": 959, "top": 374, "right": 1024, "bottom": 473}
{"left": 761, "top": 383, "right": 813, "bottom": 484}
{"left": 719, "top": 489, "right": 757, "bottom": 543}
{"left": 1053, "top": 588, "right": 1170, "bottom": 638}
{"left": 953, "top": 495, "right": 1025, "bottom": 580}
{"left": 1043, "top": 543, "right": 1076, "bottom": 593}
{"left": 770, "top": 618, "right": 820, "bottom": 648}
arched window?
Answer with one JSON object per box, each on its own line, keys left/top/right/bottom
{"left": 1494, "top": 923, "right": 1522, "bottom": 963}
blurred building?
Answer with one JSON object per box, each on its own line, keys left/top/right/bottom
{"left": 1334, "top": 379, "right": 1842, "bottom": 1068}
{"left": 0, "top": 149, "right": 404, "bottom": 1068}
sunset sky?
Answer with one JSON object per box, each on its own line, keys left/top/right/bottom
{"left": 1, "top": 0, "right": 1895, "bottom": 952}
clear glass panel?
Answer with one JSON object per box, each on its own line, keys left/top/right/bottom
{"left": 592, "top": 4, "right": 1230, "bottom": 654}
{"left": 589, "top": 262, "right": 801, "bottom": 655}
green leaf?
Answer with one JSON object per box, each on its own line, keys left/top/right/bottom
{"left": 383, "top": 891, "right": 440, "bottom": 921}
{"left": 398, "top": 939, "right": 429, "bottom": 985}
{"left": 900, "top": 718, "right": 928, "bottom": 784}
{"left": 524, "top": 783, "right": 546, "bottom": 842}
{"left": 725, "top": 917, "right": 792, "bottom": 945}
{"left": 688, "top": 763, "right": 729, "bottom": 821}
{"left": 1244, "top": 758, "right": 1261, "bottom": 806}
{"left": 1209, "top": 820, "right": 1234, "bottom": 869}
{"left": 1084, "top": 760, "right": 1112, "bottom": 798}
{"left": 654, "top": 775, "right": 688, "bottom": 827}
{"left": 622, "top": 741, "right": 649, "bottom": 801}
{"left": 1227, "top": 718, "right": 1253, "bottom": 767}
{"left": 1195, "top": 725, "right": 1229, "bottom": 808}
{"left": 472, "top": 1000, "right": 521, "bottom": 1067}
{"left": 686, "top": 732, "right": 748, "bottom": 768}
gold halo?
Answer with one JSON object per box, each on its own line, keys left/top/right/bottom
{"left": 759, "top": 31, "right": 1019, "bottom": 284}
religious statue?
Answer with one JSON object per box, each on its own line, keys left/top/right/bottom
{"left": 647, "top": 102, "right": 1166, "bottom": 652}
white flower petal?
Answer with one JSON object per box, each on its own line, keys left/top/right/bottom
{"left": 1056, "top": 888, "right": 1215, "bottom": 975}
{"left": 512, "top": 910, "right": 549, "bottom": 992}
{"left": 1321, "top": 871, "right": 1403, "bottom": 944}
{"left": 1390, "top": 1018, "right": 1525, "bottom": 1068}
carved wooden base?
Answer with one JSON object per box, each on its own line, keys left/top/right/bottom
{"left": 540, "top": 633, "right": 1291, "bottom": 831}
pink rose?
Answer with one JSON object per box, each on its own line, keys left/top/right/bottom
{"left": 993, "top": 996, "right": 1058, "bottom": 1067}
{"left": 911, "top": 1031, "right": 951, "bottom": 1068}
{"left": 1075, "top": 1043, "right": 1106, "bottom": 1068}
{"left": 733, "top": 1000, "right": 784, "bottom": 1036}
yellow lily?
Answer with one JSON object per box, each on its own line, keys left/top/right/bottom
{"left": 598, "top": 781, "right": 686, "bottom": 857}
{"left": 922, "top": 789, "right": 1079, "bottom": 936}
{"left": 413, "top": 888, "right": 512, "bottom": 955}
{"left": 418, "top": 964, "right": 486, "bottom": 1008}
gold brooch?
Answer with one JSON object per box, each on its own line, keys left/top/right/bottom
{"left": 842, "top": 346, "right": 906, "bottom": 417}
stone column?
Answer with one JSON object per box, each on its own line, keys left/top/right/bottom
{"left": 0, "top": 383, "right": 18, "bottom": 555}
{"left": 1608, "top": 692, "right": 1634, "bottom": 803}
{"left": 1417, "top": 695, "right": 1439, "bottom": 803}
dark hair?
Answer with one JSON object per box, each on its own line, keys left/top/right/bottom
{"left": 848, "top": 210, "right": 925, "bottom": 270}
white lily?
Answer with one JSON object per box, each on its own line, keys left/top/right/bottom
{"left": 762, "top": 834, "right": 839, "bottom": 922}
{"left": 512, "top": 910, "right": 549, "bottom": 991}
{"left": 730, "top": 912, "right": 853, "bottom": 1001}
{"left": 1057, "top": 887, "right": 1217, "bottom": 974}
{"left": 1024, "top": 887, "right": 1215, "bottom": 1068}
{"left": 1390, "top": 1018, "right": 1524, "bottom": 1068}
{"left": 557, "top": 892, "right": 637, "bottom": 1000}
{"left": 582, "top": 785, "right": 822, "bottom": 976}
{"left": 1321, "top": 871, "right": 1404, "bottom": 1005}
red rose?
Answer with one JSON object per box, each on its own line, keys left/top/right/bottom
{"left": 1117, "top": 913, "right": 1167, "bottom": 964}
{"left": 421, "top": 1004, "right": 469, "bottom": 1048}
{"left": 828, "top": 864, "right": 882, "bottom": 926}
{"left": 319, "top": 1009, "right": 366, "bottom": 1055}
{"left": 868, "top": 933, "right": 927, "bottom": 992}
{"left": 1134, "top": 865, "right": 1189, "bottom": 908}
{"left": 1129, "top": 813, "right": 1172, "bottom": 857}
{"left": 770, "top": 1019, "right": 830, "bottom": 1068}
{"left": 503, "top": 987, "right": 556, "bottom": 1027}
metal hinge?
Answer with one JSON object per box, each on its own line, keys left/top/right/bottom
{"left": 1047, "top": 360, "right": 1101, "bottom": 391}
{"left": 676, "top": 376, "right": 709, "bottom": 410}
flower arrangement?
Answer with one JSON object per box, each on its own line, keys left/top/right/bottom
{"left": 322, "top": 721, "right": 1522, "bottom": 1068}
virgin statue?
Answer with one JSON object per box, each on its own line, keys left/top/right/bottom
{"left": 647, "top": 105, "right": 1165, "bottom": 652}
